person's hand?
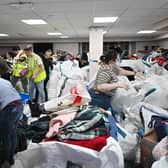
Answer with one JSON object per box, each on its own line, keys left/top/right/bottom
{"left": 31, "top": 74, "right": 37, "bottom": 80}
{"left": 18, "top": 50, "right": 24, "bottom": 55}
{"left": 135, "top": 72, "right": 145, "bottom": 79}
{"left": 118, "top": 83, "right": 129, "bottom": 90}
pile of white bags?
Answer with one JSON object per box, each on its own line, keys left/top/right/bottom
{"left": 47, "top": 60, "right": 85, "bottom": 100}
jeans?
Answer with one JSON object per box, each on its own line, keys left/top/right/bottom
{"left": 11, "top": 76, "right": 28, "bottom": 93}
{"left": 29, "top": 80, "right": 45, "bottom": 103}
{"left": 88, "top": 88, "right": 112, "bottom": 111}
{"left": 0, "top": 103, "right": 23, "bottom": 163}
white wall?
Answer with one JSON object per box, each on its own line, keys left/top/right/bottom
{"left": 136, "top": 41, "right": 158, "bottom": 51}
{"left": 53, "top": 43, "right": 79, "bottom": 55}
{"left": 156, "top": 39, "right": 168, "bottom": 48}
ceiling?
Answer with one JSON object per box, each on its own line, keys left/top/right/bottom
{"left": 0, "top": 0, "right": 168, "bottom": 40}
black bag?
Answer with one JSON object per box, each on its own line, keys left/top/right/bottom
{"left": 28, "top": 101, "right": 41, "bottom": 117}
{"left": 148, "top": 115, "right": 168, "bottom": 141}
{"left": 16, "top": 129, "right": 27, "bottom": 152}
{"left": 16, "top": 114, "right": 28, "bottom": 152}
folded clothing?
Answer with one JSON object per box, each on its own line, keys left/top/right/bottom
{"left": 56, "top": 107, "right": 110, "bottom": 141}
{"left": 25, "top": 116, "right": 50, "bottom": 143}
{"left": 46, "top": 112, "right": 77, "bottom": 138}
{"left": 43, "top": 135, "right": 109, "bottom": 152}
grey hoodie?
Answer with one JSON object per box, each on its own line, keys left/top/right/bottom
{"left": 0, "top": 78, "right": 21, "bottom": 110}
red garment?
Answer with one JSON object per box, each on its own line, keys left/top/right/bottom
{"left": 151, "top": 56, "right": 166, "bottom": 66}
{"left": 43, "top": 135, "right": 109, "bottom": 151}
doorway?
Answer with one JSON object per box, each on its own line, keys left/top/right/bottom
{"left": 33, "top": 43, "right": 53, "bottom": 55}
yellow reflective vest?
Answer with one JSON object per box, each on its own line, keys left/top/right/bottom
{"left": 12, "top": 54, "right": 27, "bottom": 77}
{"left": 27, "top": 53, "right": 46, "bottom": 83}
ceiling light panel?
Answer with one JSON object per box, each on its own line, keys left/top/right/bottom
{"left": 94, "top": 17, "right": 118, "bottom": 23}
{"left": 21, "top": 19, "right": 47, "bottom": 25}
{"left": 0, "top": 33, "right": 9, "bottom": 36}
{"left": 137, "top": 30, "right": 156, "bottom": 34}
{"left": 48, "top": 32, "right": 62, "bottom": 35}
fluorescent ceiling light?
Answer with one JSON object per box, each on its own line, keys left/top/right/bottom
{"left": 94, "top": 17, "right": 118, "bottom": 23}
{"left": 0, "top": 33, "right": 8, "bottom": 37}
{"left": 21, "top": 19, "right": 47, "bottom": 25}
{"left": 137, "top": 30, "right": 156, "bottom": 34}
{"left": 103, "top": 31, "right": 107, "bottom": 34}
{"left": 60, "top": 36, "right": 69, "bottom": 38}
{"left": 48, "top": 32, "right": 62, "bottom": 36}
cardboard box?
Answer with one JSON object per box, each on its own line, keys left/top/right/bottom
{"left": 140, "top": 130, "right": 158, "bottom": 168}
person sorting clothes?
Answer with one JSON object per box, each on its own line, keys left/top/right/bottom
{"left": 89, "top": 50, "right": 144, "bottom": 111}
{"left": 0, "top": 78, "right": 23, "bottom": 167}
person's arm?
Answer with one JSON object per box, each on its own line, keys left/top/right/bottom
{"left": 32, "top": 64, "right": 45, "bottom": 80}
{"left": 14, "top": 50, "right": 24, "bottom": 61}
{"left": 120, "top": 68, "right": 144, "bottom": 79}
{"left": 120, "top": 68, "right": 136, "bottom": 76}
{"left": 97, "top": 82, "right": 129, "bottom": 92}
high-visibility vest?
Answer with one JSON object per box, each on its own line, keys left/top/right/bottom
{"left": 12, "top": 54, "right": 27, "bottom": 77}
{"left": 27, "top": 53, "right": 46, "bottom": 83}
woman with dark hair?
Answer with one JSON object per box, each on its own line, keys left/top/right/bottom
{"left": 89, "top": 50, "right": 143, "bottom": 111}
{"left": 79, "top": 52, "right": 89, "bottom": 68}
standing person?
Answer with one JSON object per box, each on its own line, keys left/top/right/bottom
{"left": 11, "top": 46, "right": 28, "bottom": 93}
{"left": 79, "top": 52, "right": 89, "bottom": 68}
{"left": 89, "top": 50, "right": 144, "bottom": 111}
{"left": 24, "top": 46, "right": 46, "bottom": 103}
{"left": 0, "top": 78, "right": 23, "bottom": 167}
{"left": 42, "top": 50, "right": 53, "bottom": 101}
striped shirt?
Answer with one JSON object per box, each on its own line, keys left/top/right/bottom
{"left": 93, "top": 64, "right": 120, "bottom": 96}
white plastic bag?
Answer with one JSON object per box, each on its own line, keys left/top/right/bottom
{"left": 56, "top": 60, "right": 84, "bottom": 80}
{"left": 120, "top": 59, "right": 145, "bottom": 72}
{"left": 12, "top": 137, "right": 124, "bottom": 168}
{"left": 47, "top": 65, "right": 59, "bottom": 100}
{"left": 151, "top": 156, "right": 168, "bottom": 168}
{"left": 44, "top": 80, "right": 91, "bottom": 113}
{"left": 139, "top": 75, "right": 168, "bottom": 109}
{"left": 111, "top": 76, "right": 142, "bottom": 113}
{"left": 118, "top": 104, "right": 142, "bottom": 161}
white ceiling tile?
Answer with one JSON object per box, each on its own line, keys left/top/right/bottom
{"left": 130, "top": 0, "right": 168, "bottom": 9}
{"left": 0, "top": 0, "right": 168, "bottom": 39}
{"left": 160, "top": 1, "right": 168, "bottom": 8}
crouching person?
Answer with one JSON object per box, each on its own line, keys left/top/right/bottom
{"left": 0, "top": 78, "right": 23, "bottom": 167}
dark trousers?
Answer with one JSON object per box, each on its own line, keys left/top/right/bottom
{"left": 0, "top": 103, "right": 23, "bottom": 164}
{"left": 11, "top": 76, "right": 28, "bottom": 93}
{"left": 44, "top": 77, "right": 49, "bottom": 101}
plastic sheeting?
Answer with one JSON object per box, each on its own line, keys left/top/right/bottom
{"left": 111, "top": 76, "right": 142, "bottom": 113}
{"left": 151, "top": 156, "right": 168, "bottom": 168}
{"left": 12, "top": 137, "right": 124, "bottom": 168}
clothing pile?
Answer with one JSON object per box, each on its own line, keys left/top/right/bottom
{"left": 24, "top": 106, "right": 111, "bottom": 144}
{"left": 47, "top": 106, "right": 110, "bottom": 141}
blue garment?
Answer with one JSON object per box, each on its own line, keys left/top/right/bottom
{"left": 29, "top": 80, "right": 45, "bottom": 103}
{"left": 0, "top": 78, "right": 21, "bottom": 110}
{"left": 0, "top": 104, "right": 23, "bottom": 163}
{"left": 88, "top": 88, "right": 112, "bottom": 111}
{"left": 108, "top": 115, "right": 118, "bottom": 141}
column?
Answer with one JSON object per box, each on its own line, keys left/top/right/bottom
{"left": 89, "top": 26, "right": 104, "bottom": 81}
